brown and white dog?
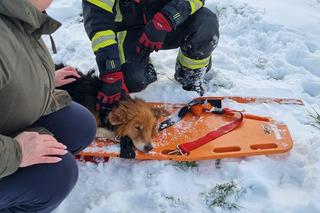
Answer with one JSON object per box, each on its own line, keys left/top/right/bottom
{"left": 56, "top": 64, "right": 164, "bottom": 153}
{"left": 97, "top": 98, "right": 163, "bottom": 153}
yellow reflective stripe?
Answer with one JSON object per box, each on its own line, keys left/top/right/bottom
{"left": 114, "top": 0, "right": 123, "bottom": 22}
{"left": 91, "top": 30, "right": 117, "bottom": 52}
{"left": 177, "top": 49, "right": 210, "bottom": 70}
{"left": 117, "top": 30, "right": 127, "bottom": 64}
{"left": 87, "top": 0, "right": 115, "bottom": 13}
{"left": 187, "top": 0, "right": 203, "bottom": 15}
{"left": 110, "top": 60, "right": 116, "bottom": 68}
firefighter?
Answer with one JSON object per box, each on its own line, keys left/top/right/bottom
{"left": 82, "top": 0, "right": 219, "bottom": 121}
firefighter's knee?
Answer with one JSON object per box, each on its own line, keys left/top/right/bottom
{"left": 193, "top": 7, "right": 219, "bottom": 39}
{"left": 122, "top": 62, "right": 157, "bottom": 93}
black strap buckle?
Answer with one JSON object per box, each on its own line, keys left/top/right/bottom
{"left": 158, "top": 98, "right": 218, "bottom": 131}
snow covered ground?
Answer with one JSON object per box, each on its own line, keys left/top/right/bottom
{"left": 46, "top": 0, "right": 320, "bottom": 212}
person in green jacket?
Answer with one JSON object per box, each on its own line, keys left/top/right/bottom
{"left": 0, "top": 0, "right": 96, "bottom": 212}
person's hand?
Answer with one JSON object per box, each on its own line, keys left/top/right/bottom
{"left": 136, "top": 12, "right": 172, "bottom": 55}
{"left": 55, "top": 66, "right": 80, "bottom": 87}
{"left": 15, "top": 132, "right": 68, "bottom": 167}
{"left": 96, "top": 71, "right": 129, "bottom": 125}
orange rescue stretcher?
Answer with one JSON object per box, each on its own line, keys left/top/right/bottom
{"left": 77, "top": 96, "right": 303, "bottom": 162}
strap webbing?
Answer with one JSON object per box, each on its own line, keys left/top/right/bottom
{"left": 177, "top": 108, "right": 243, "bottom": 154}
{"left": 159, "top": 98, "right": 222, "bottom": 131}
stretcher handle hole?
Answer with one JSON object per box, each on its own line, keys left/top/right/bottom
{"left": 213, "top": 146, "right": 241, "bottom": 153}
{"left": 250, "top": 143, "right": 278, "bottom": 150}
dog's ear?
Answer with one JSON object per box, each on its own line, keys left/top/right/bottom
{"left": 152, "top": 107, "right": 169, "bottom": 119}
{"left": 108, "top": 109, "right": 127, "bottom": 125}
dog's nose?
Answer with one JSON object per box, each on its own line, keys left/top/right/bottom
{"left": 144, "top": 144, "right": 153, "bottom": 153}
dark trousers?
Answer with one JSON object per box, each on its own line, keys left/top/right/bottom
{"left": 0, "top": 102, "right": 96, "bottom": 213}
{"left": 122, "top": 7, "right": 219, "bottom": 93}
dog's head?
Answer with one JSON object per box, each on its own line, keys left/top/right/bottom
{"left": 108, "top": 98, "right": 164, "bottom": 153}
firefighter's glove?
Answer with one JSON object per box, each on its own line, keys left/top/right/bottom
{"left": 136, "top": 12, "right": 172, "bottom": 54}
{"left": 96, "top": 71, "right": 129, "bottom": 125}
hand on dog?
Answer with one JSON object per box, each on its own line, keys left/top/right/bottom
{"left": 15, "top": 132, "right": 68, "bottom": 167}
{"left": 55, "top": 66, "right": 80, "bottom": 87}
{"left": 97, "top": 71, "right": 129, "bottom": 125}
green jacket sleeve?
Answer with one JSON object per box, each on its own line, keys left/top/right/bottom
{"left": 0, "top": 135, "right": 22, "bottom": 178}
{"left": 0, "top": 51, "right": 22, "bottom": 178}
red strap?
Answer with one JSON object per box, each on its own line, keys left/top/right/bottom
{"left": 178, "top": 108, "right": 244, "bottom": 154}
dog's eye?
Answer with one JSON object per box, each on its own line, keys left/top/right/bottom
{"left": 135, "top": 126, "right": 141, "bottom": 131}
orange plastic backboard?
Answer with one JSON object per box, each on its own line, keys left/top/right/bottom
{"left": 79, "top": 97, "right": 295, "bottom": 161}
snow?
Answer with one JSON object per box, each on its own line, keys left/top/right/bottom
{"left": 44, "top": 0, "right": 320, "bottom": 212}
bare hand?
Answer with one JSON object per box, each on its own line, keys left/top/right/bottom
{"left": 55, "top": 66, "right": 80, "bottom": 87}
{"left": 15, "top": 132, "right": 68, "bottom": 167}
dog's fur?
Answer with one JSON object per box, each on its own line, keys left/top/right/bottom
{"left": 56, "top": 64, "right": 163, "bottom": 153}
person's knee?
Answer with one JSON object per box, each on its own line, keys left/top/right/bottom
{"left": 194, "top": 7, "right": 219, "bottom": 38}
{"left": 75, "top": 103, "right": 97, "bottom": 146}
{"left": 125, "top": 76, "right": 147, "bottom": 93}
{"left": 39, "top": 153, "right": 79, "bottom": 211}
{"left": 67, "top": 102, "right": 97, "bottom": 152}
{"left": 6, "top": 153, "right": 78, "bottom": 213}
{"left": 181, "top": 8, "right": 220, "bottom": 58}
{"left": 122, "top": 62, "right": 149, "bottom": 93}
{"left": 38, "top": 102, "right": 96, "bottom": 154}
